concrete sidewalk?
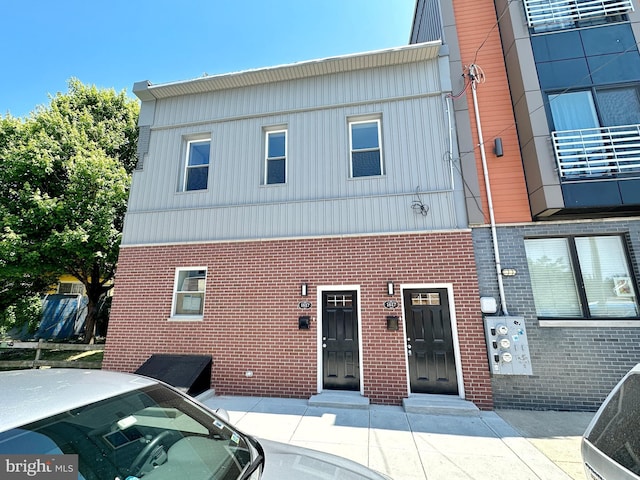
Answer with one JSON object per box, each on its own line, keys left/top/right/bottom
{"left": 497, "top": 409, "right": 594, "bottom": 480}
{"left": 199, "top": 394, "right": 594, "bottom": 480}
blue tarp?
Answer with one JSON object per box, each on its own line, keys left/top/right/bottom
{"left": 36, "top": 294, "right": 88, "bottom": 340}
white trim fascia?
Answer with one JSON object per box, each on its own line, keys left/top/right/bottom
{"left": 134, "top": 41, "right": 442, "bottom": 100}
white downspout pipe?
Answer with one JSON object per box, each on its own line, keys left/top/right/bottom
{"left": 468, "top": 64, "right": 509, "bottom": 315}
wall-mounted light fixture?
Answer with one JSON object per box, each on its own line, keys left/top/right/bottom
{"left": 494, "top": 137, "right": 504, "bottom": 157}
{"left": 300, "top": 283, "right": 308, "bottom": 296}
{"left": 387, "top": 281, "right": 395, "bottom": 296}
{"left": 501, "top": 268, "right": 517, "bottom": 277}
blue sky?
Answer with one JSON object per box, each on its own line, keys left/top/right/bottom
{"left": 1, "top": 0, "right": 416, "bottom": 118}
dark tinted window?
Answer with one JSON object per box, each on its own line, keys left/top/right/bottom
{"left": 266, "top": 131, "right": 286, "bottom": 185}
{"left": 0, "top": 385, "right": 253, "bottom": 480}
{"left": 352, "top": 151, "right": 382, "bottom": 177}
{"left": 597, "top": 87, "right": 640, "bottom": 126}
{"left": 185, "top": 140, "right": 210, "bottom": 191}
{"left": 267, "top": 158, "right": 285, "bottom": 184}
{"left": 350, "top": 120, "right": 382, "bottom": 177}
{"left": 587, "top": 373, "right": 640, "bottom": 475}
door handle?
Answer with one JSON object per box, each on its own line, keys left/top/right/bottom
{"left": 322, "top": 343, "right": 327, "bottom": 348}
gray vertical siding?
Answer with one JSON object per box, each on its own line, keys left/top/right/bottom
{"left": 410, "top": 0, "right": 444, "bottom": 44}
{"left": 124, "top": 56, "right": 466, "bottom": 245}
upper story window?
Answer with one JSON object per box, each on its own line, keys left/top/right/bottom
{"left": 524, "top": 235, "right": 639, "bottom": 319}
{"left": 349, "top": 118, "right": 383, "bottom": 178}
{"left": 172, "top": 268, "right": 206, "bottom": 318}
{"left": 183, "top": 139, "right": 210, "bottom": 191}
{"left": 265, "top": 129, "right": 287, "bottom": 185}
{"left": 524, "top": 0, "right": 632, "bottom": 33}
{"left": 548, "top": 86, "right": 640, "bottom": 178}
{"left": 57, "top": 282, "right": 85, "bottom": 295}
{"left": 549, "top": 90, "right": 600, "bottom": 131}
{"left": 549, "top": 87, "right": 640, "bottom": 132}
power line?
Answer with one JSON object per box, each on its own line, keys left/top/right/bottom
{"left": 456, "top": 4, "right": 640, "bottom": 165}
{"left": 472, "top": 0, "right": 517, "bottom": 65}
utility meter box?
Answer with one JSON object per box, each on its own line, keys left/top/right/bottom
{"left": 483, "top": 316, "right": 532, "bottom": 375}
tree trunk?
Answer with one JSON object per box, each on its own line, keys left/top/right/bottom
{"left": 82, "top": 265, "right": 108, "bottom": 344}
{"left": 83, "top": 293, "right": 100, "bottom": 344}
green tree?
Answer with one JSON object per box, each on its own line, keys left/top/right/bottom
{"left": 0, "top": 79, "right": 139, "bottom": 343}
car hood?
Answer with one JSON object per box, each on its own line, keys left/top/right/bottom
{"left": 258, "top": 438, "right": 392, "bottom": 480}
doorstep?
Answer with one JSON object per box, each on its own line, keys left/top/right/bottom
{"left": 402, "top": 394, "right": 480, "bottom": 416}
{"left": 308, "top": 390, "right": 370, "bottom": 409}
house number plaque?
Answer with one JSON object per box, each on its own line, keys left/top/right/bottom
{"left": 384, "top": 300, "right": 398, "bottom": 309}
{"left": 298, "top": 301, "right": 312, "bottom": 309}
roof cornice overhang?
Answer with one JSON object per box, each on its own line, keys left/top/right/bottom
{"left": 133, "top": 41, "right": 442, "bottom": 101}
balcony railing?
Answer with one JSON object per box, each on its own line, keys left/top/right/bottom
{"left": 552, "top": 124, "right": 640, "bottom": 178}
{"left": 524, "top": 0, "right": 634, "bottom": 28}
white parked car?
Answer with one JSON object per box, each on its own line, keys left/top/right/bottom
{"left": 0, "top": 369, "right": 391, "bottom": 480}
{"left": 582, "top": 363, "right": 640, "bottom": 480}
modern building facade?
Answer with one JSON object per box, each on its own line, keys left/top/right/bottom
{"left": 103, "top": 43, "right": 495, "bottom": 408}
{"left": 412, "top": 0, "right": 640, "bottom": 410}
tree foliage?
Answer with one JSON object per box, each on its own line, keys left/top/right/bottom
{"left": 0, "top": 79, "right": 139, "bottom": 342}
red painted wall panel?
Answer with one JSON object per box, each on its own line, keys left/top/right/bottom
{"left": 452, "top": 0, "right": 532, "bottom": 223}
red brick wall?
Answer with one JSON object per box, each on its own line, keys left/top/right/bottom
{"left": 104, "top": 231, "right": 493, "bottom": 409}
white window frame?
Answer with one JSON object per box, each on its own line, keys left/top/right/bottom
{"left": 348, "top": 118, "right": 384, "bottom": 178}
{"left": 264, "top": 129, "right": 287, "bottom": 185}
{"left": 170, "top": 267, "right": 207, "bottom": 320}
{"left": 57, "top": 282, "right": 85, "bottom": 295}
{"left": 182, "top": 138, "right": 211, "bottom": 192}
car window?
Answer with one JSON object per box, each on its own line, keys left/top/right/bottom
{"left": 0, "top": 385, "right": 255, "bottom": 480}
{"left": 587, "top": 373, "right": 640, "bottom": 475}
{"left": 0, "top": 428, "right": 64, "bottom": 454}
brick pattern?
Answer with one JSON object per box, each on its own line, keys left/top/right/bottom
{"left": 473, "top": 219, "right": 640, "bottom": 410}
{"left": 104, "top": 231, "right": 493, "bottom": 408}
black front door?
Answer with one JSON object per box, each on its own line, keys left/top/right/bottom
{"left": 322, "top": 291, "right": 359, "bottom": 391}
{"left": 404, "top": 288, "right": 458, "bottom": 395}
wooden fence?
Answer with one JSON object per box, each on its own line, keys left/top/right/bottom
{"left": 0, "top": 340, "right": 103, "bottom": 369}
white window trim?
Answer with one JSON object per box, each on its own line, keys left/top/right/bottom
{"left": 264, "top": 129, "right": 287, "bottom": 185}
{"left": 182, "top": 138, "right": 211, "bottom": 192}
{"left": 348, "top": 118, "right": 384, "bottom": 178}
{"left": 57, "top": 282, "right": 85, "bottom": 295}
{"left": 169, "top": 267, "right": 207, "bottom": 321}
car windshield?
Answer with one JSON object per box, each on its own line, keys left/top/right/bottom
{"left": 0, "top": 384, "right": 258, "bottom": 480}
